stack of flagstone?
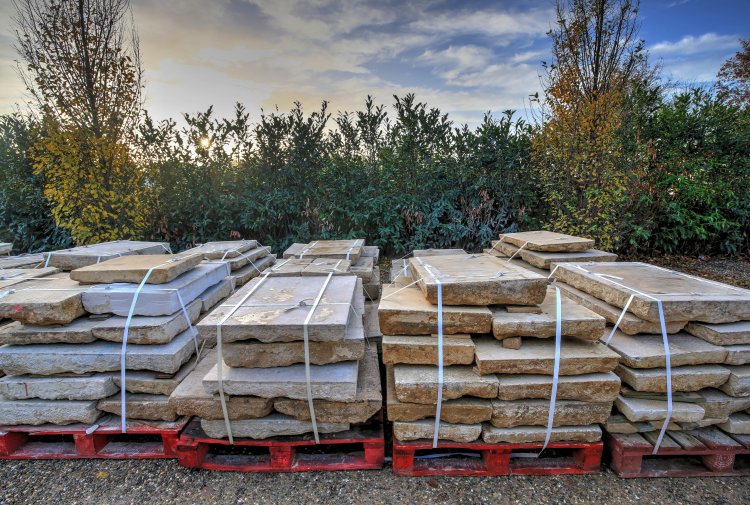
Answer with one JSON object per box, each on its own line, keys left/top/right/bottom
{"left": 0, "top": 253, "right": 46, "bottom": 269}
{"left": 381, "top": 252, "right": 621, "bottom": 445}
{"left": 552, "top": 262, "right": 750, "bottom": 439}
{"left": 175, "top": 273, "right": 381, "bottom": 439}
{"left": 180, "top": 240, "right": 276, "bottom": 288}
{"left": 42, "top": 240, "right": 171, "bottom": 270}
{"left": 0, "top": 253, "right": 231, "bottom": 426}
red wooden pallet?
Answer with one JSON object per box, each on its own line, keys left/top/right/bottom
{"left": 607, "top": 427, "right": 750, "bottom": 478}
{"left": 0, "top": 415, "right": 188, "bottom": 460}
{"left": 176, "top": 417, "right": 385, "bottom": 472}
{"left": 392, "top": 439, "right": 603, "bottom": 476}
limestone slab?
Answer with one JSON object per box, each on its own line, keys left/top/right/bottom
{"left": 232, "top": 254, "right": 276, "bottom": 287}
{"left": 604, "top": 414, "right": 654, "bottom": 434}
{"left": 181, "top": 240, "right": 258, "bottom": 260}
{"left": 198, "top": 277, "right": 234, "bottom": 313}
{"left": 492, "top": 287, "right": 605, "bottom": 340}
{"left": 0, "top": 275, "right": 86, "bottom": 325}
{"left": 615, "top": 364, "right": 731, "bottom": 392}
{"left": 490, "top": 240, "right": 616, "bottom": 269}
{"left": 283, "top": 239, "right": 365, "bottom": 263}
{"left": 0, "top": 316, "right": 103, "bottom": 345}
{"left": 390, "top": 259, "right": 412, "bottom": 283}
{"left": 496, "top": 372, "right": 621, "bottom": 402}
{"left": 0, "top": 399, "right": 100, "bottom": 425}
{"left": 0, "top": 373, "right": 118, "bottom": 400}
{"left": 211, "top": 246, "right": 272, "bottom": 272}
{"left": 267, "top": 258, "right": 313, "bottom": 277}
{"left": 502, "top": 337, "right": 522, "bottom": 349}
{"left": 473, "top": 336, "right": 620, "bottom": 376}
{"left": 606, "top": 331, "right": 728, "bottom": 368}
{"left": 0, "top": 254, "right": 45, "bottom": 269}
{"left": 698, "top": 388, "right": 750, "bottom": 419}
{"left": 302, "top": 258, "right": 351, "bottom": 276}
{"left": 364, "top": 301, "right": 382, "bottom": 340}
{"left": 393, "top": 419, "right": 482, "bottom": 443}
{"left": 499, "top": 231, "right": 595, "bottom": 252}
{"left": 393, "top": 364, "right": 498, "bottom": 404}
{"left": 409, "top": 254, "right": 547, "bottom": 306}
{"left": 0, "top": 267, "right": 58, "bottom": 286}
{"left": 685, "top": 321, "right": 750, "bottom": 346}
{"left": 413, "top": 249, "right": 468, "bottom": 257}
{"left": 91, "top": 299, "right": 201, "bottom": 345}
{"left": 83, "top": 262, "right": 229, "bottom": 316}
{"left": 70, "top": 254, "right": 202, "bottom": 285}
{"left": 614, "top": 396, "right": 705, "bottom": 422}
{"left": 43, "top": 240, "right": 169, "bottom": 270}
{"left": 720, "top": 365, "right": 750, "bottom": 396}
{"left": 553, "top": 262, "right": 750, "bottom": 323}
{"left": 350, "top": 256, "right": 375, "bottom": 283}
{"left": 97, "top": 393, "right": 177, "bottom": 421}
{"left": 382, "top": 334, "right": 475, "bottom": 366}
{"left": 490, "top": 399, "right": 611, "bottom": 428}
{"left": 724, "top": 345, "right": 750, "bottom": 366}
{"left": 378, "top": 285, "right": 492, "bottom": 336}
{"left": 482, "top": 424, "right": 602, "bottom": 443}
{"left": 201, "top": 413, "right": 349, "bottom": 440}
{"left": 718, "top": 413, "right": 750, "bottom": 434}
{"left": 113, "top": 355, "right": 197, "bottom": 395}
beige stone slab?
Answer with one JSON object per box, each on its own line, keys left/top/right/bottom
{"left": 212, "top": 246, "right": 272, "bottom": 272}
{"left": 606, "top": 331, "right": 728, "bottom": 368}
{"left": 615, "top": 364, "right": 731, "bottom": 392}
{"left": 231, "top": 254, "right": 276, "bottom": 287}
{"left": 393, "top": 419, "right": 482, "bottom": 443}
{"left": 614, "top": 396, "right": 705, "bottom": 423}
{"left": 492, "top": 287, "right": 605, "bottom": 340}
{"left": 70, "top": 254, "right": 202, "bottom": 285}
{"left": 378, "top": 284, "right": 492, "bottom": 336}
{"left": 505, "top": 305, "right": 543, "bottom": 314}
{"left": 0, "top": 254, "right": 46, "bottom": 269}
{"left": 283, "top": 240, "right": 365, "bottom": 263}
{"left": 413, "top": 249, "right": 468, "bottom": 257}
{"left": 685, "top": 321, "right": 750, "bottom": 346}
{"left": 718, "top": 413, "right": 750, "bottom": 434}
{"left": 496, "top": 372, "right": 621, "bottom": 402}
{"left": 499, "top": 231, "right": 595, "bottom": 252}
{"left": 720, "top": 365, "right": 750, "bottom": 397}
{"left": 482, "top": 424, "right": 602, "bottom": 443}
{"left": 0, "top": 399, "right": 100, "bottom": 425}
{"left": 604, "top": 414, "right": 655, "bottom": 434}
{"left": 393, "top": 364, "right": 499, "bottom": 404}
{"left": 180, "top": 240, "right": 258, "bottom": 260}
{"left": 502, "top": 337, "right": 522, "bottom": 349}
{"left": 390, "top": 259, "right": 412, "bottom": 283}
{"left": 0, "top": 268, "right": 59, "bottom": 287}
{"left": 409, "top": 254, "right": 547, "bottom": 306}
{"left": 473, "top": 336, "right": 620, "bottom": 376}
{"left": 490, "top": 399, "right": 611, "bottom": 428}
{"left": 553, "top": 262, "right": 750, "bottom": 323}
{"left": 91, "top": 299, "right": 202, "bottom": 345}
{"left": 202, "top": 414, "right": 349, "bottom": 440}
{"left": 350, "top": 256, "right": 375, "bottom": 282}
{"left": 43, "top": 240, "right": 169, "bottom": 270}
{"left": 0, "top": 275, "right": 86, "bottom": 325}
{"left": 168, "top": 348, "right": 273, "bottom": 419}
{"left": 301, "top": 258, "right": 352, "bottom": 276}
{"left": 698, "top": 388, "right": 750, "bottom": 419}
{"left": 266, "top": 258, "right": 313, "bottom": 277}
{"left": 724, "top": 345, "right": 750, "bottom": 366}
{"left": 0, "top": 316, "right": 103, "bottom": 345}
{"left": 556, "top": 282, "right": 688, "bottom": 335}
{"left": 382, "top": 335, "right": 475, "bottom": 366}
{"left": 364, "top": 301, "right": 382, "bottom": 340}
{"left": 491, "top": 240, "right": 616, "bottom": 269}
{"left": 113, "top": 356, "right": 197, "bottom": 395}
{"left": 98, "top": 393, "right": 177, "bottom": 421}
{"left": 0, "top": 373, "right": 119, "bottom": 401}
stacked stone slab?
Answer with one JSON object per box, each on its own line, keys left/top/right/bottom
{"left": 180, "top": 273, "right": 382, "bottom": 439}
{"left": 179, "top": 240, "right": 276, "bottom": 288}
{"left": 552, "top": 261, "right": 750, "bottom": 438}
{"left": 42, "top": 240, "right": 171, "bottom": 270}
{"left": 0, "top": 253, "right": 47, "bottom": 269}
{"left": 0, "top": 253, "right": 232, "bottom": 426}
{"left": 381, "top": 252, "right": 620, "bottom": 444}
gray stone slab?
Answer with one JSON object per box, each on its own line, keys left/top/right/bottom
{"left": 698, "top": 388, "right": 750, "bottom": 419}
{"left": 91, "top": 299, "right": 201, "bottom": 344}
{"left": 490, "top": 399, "right": 612, "bottom": 428}
{"left": 113, "top": 355, "right": 197, "bottom": 395}
{"left": 0, "top": 267, "right": 58, "bottom": 286}
{"left": 718, "top": 413, "right": 750, "bottom": 434}
{"left": 382, "top": 334, "right": 475, "bottom": 366}
{"left": 0, "top": 243, "right": 12, "bottom": 254}
{"left": 83, "top": 262, "right": 229, "bottom": 316}
{"left": 393, "top": 419, "right": 482, "bottom": 443}
{"left": 725, "top": 345, "right": 750, "bottom": 366}
{"left": 614, "top": 395, "right": 705, "bottom": 422}
{"left": 615, "top": 364, "right": 731, "bottom": 393}
{"left": 350, "top": 256, "right": 375, "bottom": 282}
{"left": 0, "top": 399, "right": 100, "bottom": 425}
{"left": 0, "top": 316, "right": 103, "bottom": 345}
{"left": 0, "top": 275, "right": 86, "bottom": 325}
{"left": 201, "top": 413, "right": 349, "bottom": 440}
{"left": 606, "top": 331, "right": 728, "bottom": 368}
{"left": 482, "top": 424, "right": 602, "bottom": 443}
{"left": 282, "top": 239, "right": 364, "bottom": 262}
{"left": 364, "top": 301, "right": 382, "bottom": 340}
{"left": 720, "top": 365, "right": 750, "bottom": 396}
{"left": 390, "top": 259, "right": 412, "bottom": 283}
{"left": 499, "top": 231, "right": 595, "bottom": 252}
{"left": 266, "top": 258, "right": 313, "bottom": 277}
{"left": 197, "top": 277, "right": 234, "bottom": 313}
{"left": 70, "top": 254, "right": 202, "bottom": 285}
{"left": 496, "top": 372, "right": 621, "bottom": 402}
{"left": 43, "top": 240, "right": 169, "bottom": 270}
{"left": 491, "top": 240, "right": 616, "bottom": 269}
{"left": 361, "top": 245, "right": 380, "bottom": 262}
{"left": 180, "top": 240, "right": 258, "bottom": 260}
{"left": 393, "top": 365, "right": 499, "bottom": 404}
{"left": 232, "top": 254, "right": 276, "bottom": 287}
{"left": 97, "top": 393, "right": 177, "bottom": 421}
{"left": 0, "top": 254, "right": 46, "bottom": 269}
{"left": 0, "top": 373, "right": 118, "bottom": 400}
{"left": 685, "top": 321, "right": 750, "bottom": 346}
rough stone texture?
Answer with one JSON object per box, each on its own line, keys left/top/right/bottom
{"left": 0, "top": 267, "right": 58, "bottom": 286}
{"left": 496, "top": 372, "right": 621, "bottom": 402}
{"left": 556, "top": 282, "right": 688, "bottom": 335}
{"left": 302, "top": 258, "right": 352, "bottom": 276}
{"left": 97, "top": 393, "right": 177, "bottom": 421}
{"left": 500, "top": 231, "right": 595, "bottom": 252}
{"left": 0, "top": 373, "right": 118, "bottom": 400}
{"left": 491, "top": 240, "right": 616, "bottom": 270}
{"left": 720, "top": 365, "right": 750, "bottom": 396}
{"left": 83, "top": 262, "right": 229, "bottom": 316}
{"left": 361, "top": 245, "right": 380, "bottom": 261}
{"left": 393, "top": 419, "right": 482, "bottom": 443}
{"left": 614, "top": 396, "right": 705, "bottom": 422}
{"left": 413, "top": 249, "right": 468, "bottom": 257}
{"left": 724, "top": 345, "right": 750, "bottom": 366}
{"left": 113, "top": 356, "right": 197, "bottom": 395}
{"left": 698, "top": 388, "right": 750, "bottom": 419}
{"left": 378, "top": 285, "right": 492, "bottom": 336}
{"left": 0, "top": 399, "right": 100, "bottom": 425}
{"left": 197, "top": 277, "right": 234, "bottom": 313}
{"left": 606, "top": 331, "right": 728, "bottom": 368}
{"left": 0, "top": 275, "right": 86, "bottom": 326}
{"left": 604, "top": 414, "right": 654, "bottom": 434}
{"left": 202, "top": 246, "right": 271, "bottom": 272}
{"left": 686, "top": 321, "right": 750, "bottom": 346}
{"left": 168, "top": 349, "right": 273, "bottom": 419}
{"left": 282, "top": 239, "right": 365, "bottom": 263}
{"left": 0, "top": 316, "right": 103, "bottom": 345}
{"left": 482, "top": 424, "right": 602, "bottom": 443}
{"left": 364, "top": 301, "right": 382, "bottom": 340}
{"left": 201, "top": 413, "right": 350, "bottom": 440}
{"left": 553, "top": 262, "right": 750, "bottom": 323}
{"left": 363, "top": 267, "right": 381, "bottom": 301}
{"left": 43, "top": 240, "right": 169, "bottom": 270}
{"left": 0, "top": 253, "right": 45, "bottom": 269}
{"left": 492, "top": 287, "right": 605, "bottom": 340}
{"left": 615, "top": 364, "right": 731, "bottom": 392}
{"left": 409, "top": 254, "right": 547, "bottom": 306}
{"left": 0, "top": 328, "right": 197, "bottom": 375}
{"left": 505, "top": 305, "right": 543, "bottom": 314}
{"left": 473, "top": 336, "right": 620, "bottom": 376}
{"left": 382, "top": 334, "right": 475, "bottom": 366}
{"left": 70, "top": 254, "right": 202, "bottom": 285}
{"left": 266, "top": 258, "right": 313, "bottom": 277}
{"left": 273, "top": 345, "right": 381, "bottom": 424}
{"left": 718, "top": 413, "right": 750, "bottom": 434}
{"left": 91, "top": 299, "right": 202, "bottom": 345}
{"left": 231, "top": 254, "right": 276, "bottom": 287}
{"left": 390, "top": 259, "right": 412, "bottom": 283}
{"left": 490, "top": 399, "right": 611, "bottom": 428}
{"left": 202, "top": 360, "right": 359, "bottom": 402}
{"left": 197, "top": 275, "right": 356, "bottom": 343}
{"left": 350, "top": 256, "right": 375, "bottom": 283}
{"left": 502, "top": 337, "right": 522, "bottom": 349}
{"left": 393, "top": 364, "right": 499, "bottom": 404}
{"left": 386, "top": 366, "right": 492, "bottom": 423}
{"left": 180, "top": 240, "right": 258, "bottom": 260}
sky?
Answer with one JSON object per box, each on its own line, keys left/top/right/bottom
{"left": 0, "top": 0, "right": 748, "bottom": 127}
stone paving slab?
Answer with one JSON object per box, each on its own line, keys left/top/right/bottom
{"left": 0, "top": 253, "right": 46, "bottom": 269}
{"left": 0, "top": 373, "right": 119, "bottom": 400}
{"left": 91, "top": 299, "right": 201, "bottom": 345}
{"left": 201, "top": 413, "right": 349, "bottom": 440}
{"left": 720, "top": 365, "right": 750, "bottom": 397}
{"left": 490, "top": 399, "right": 612, "bottom": 428}
{"left": 490, "top": 240, "right": 616, "bottom": 270}
{"left": 0, "top": 316, "right": 103, "bottom": 345}
{"left": 482, "top": 424, "right": 602, "bottom": 443}
{"left": 180, "top": 240, "right": 258, "bottom": 260}
{"left": 70, "top": 254, "right": 202, "bottom": 285}
{"left": 718, "top": 412, "right": 750, "bottom": 434}
{"left": 499, "top": 231, "right": 595, "bottom": 252}
{"left": 615, "top": 364, "right": 731, "bottom": 393}
{"left": 282, "top": 240, "right": 365, "bottom": 262}
{"left": 98, "top": 393, "right": 177, "bottom": 422}
{"left": 382, "top": 334, "right": 475, "bottom": 366}
{"left": 43, "top": 240, "right": 169, "bottom": 270}
{"left": 0, "top": 275, "right": 86, "bottom": 325}
{"left": 614, "top": 395, "right": 705, "bottom": 422}
{"left": 496, "top": 372, "right": 621, "bottom": 402}
{"left": 725, "top": 345, "right": 750, "bottom": 365}
{"left": 198, "top": 277, "right": 234, "bottom": 313}
{"left": 605, "top": 330, "right": 729, "bottom": 368}
{"left": 0, "top": 268, "right": 59, "bottom": 287}
{"left": 393, "top": 419, "right": 482, "bottom": 443}
{"left": 685, "top": 320, "right": 750, "bottom": 346}
{"left": 0, "top": 398, "right": 100, "bottom": 425}
{"left": 697, "top": 388, "right": 750, "bottom": 419}
{"left": 412, "top": 249, "right": 468, "bottom": 257}
{"left": 393, "top": 364, "right": 499, "bottom": 404}
{"left": 231, "top": 254, "right": 276, "bottom": 287}
{"left": 113, "top": 355, "right": 197, "bottom": 395}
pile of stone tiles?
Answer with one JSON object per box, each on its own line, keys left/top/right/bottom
{"left": 179, "top": 240, "right": 276, "bottom": 288}
{"left": 381, "top": 249, "right": 621, "bottom": 444}
{"left": 42, "top": 240, "right": 172, "bottom": 270}
{"left": 552, "top": 262, "right": 750, "bottom": 439}
{"left": 172, "top": 268, "right": 382, "bottom": 440}
{"left": 0, "top": 253, "right": 46, "bottom": 269}
{"left": 0, "top": 249, "right": 233, "bottom": 426}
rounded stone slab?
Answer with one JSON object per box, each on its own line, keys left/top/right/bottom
{"left": 393, "top": 419, "right": 482, "bottom": 443}
{"left": 0, "top": 316, "right": 103, "bottom": 345}
{"left": 720, "top": 365, "right": 750, "bottom": 397}
{"left": 499, "top": 231, "right": 595, "bottom": 253}
{"left": 685, "top": 321, "right": 750, "bottom": 346}
{"left": 0, "top": 373, "right": 119, "bottom": 400}
{"left": 473, "top": 336, "right": 621, "bottom": 376}
{"left": 43, "top": 240, "right": 169, "bottom": 270}
{"left": 200, "top": 413, "right": 349, "bottom": 440}
{"left": 614, "top": 396, "right": 705, "bottom": 422}
{"left": 97, "top": 393, "right": 177, "bottom": 421}
{"left": 70, "top": 254, "right": 203, "bottom": 285}
{"left": 605, "top": 331, "right": 729, "bottom": 368}
{"left": 382, "top": 334, "right": 475, "bottom": 366}
{"left": 615, "top": 364, "right": 731, "bottom": 392}
{"left": 0, "top": 275, "right": 86, "bottom": 326}
{"left": 91, "top": 299, "right": 202, "bottom": 345}
{"left": 393, "top": 364, "right": 499, "bottom": 405}
{"left": 496, "top": 372, "right": 621, "bottom": 402}
{"left": 0, "top": 399, "right": 100, "bottom": 425}
{"left": 482, "top": 424, "right": 602, "bottom": 443}
{"left": 489, "top": 399, "right": 612, "bottom": 428}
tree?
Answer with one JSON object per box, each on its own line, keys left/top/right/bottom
{"left": 13, "top": 0, "right": 147, "bottom": 244}
{"left": 717, "top": 39, "right": 750, "bottom": 108}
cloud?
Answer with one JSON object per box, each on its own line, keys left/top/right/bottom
{"left": 650, "top": 33, "right": 740, "bottom": 55}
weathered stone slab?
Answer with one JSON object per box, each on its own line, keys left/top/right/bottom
{"left": 606, "top": 331, "right": 728, "bottom": 368}
{"left": 698, "top": 388, "right": 750, "bottom": 419}
{"left": 363, "top": 267, "right": 381, "bottom": 301}
{"left": 393, "top": 364, "right": 498, "bottom": 404}
{"left": 490, "top": 399, "right": 611, "bottom": 428}
{"left": 492, "top": 287, "right": 605, "bottom": 340}
{"left": 604, "top": 414, "right": 655, "bottom": 434}
{"left": 201, "top": 413, "right": 349, "bottom": 440}
{"left": 390, "top": 259, "right": 412, "bottom": 283}
{"left": 382, "top": 334, "right": 475, "bottom": 366}
{"left": 393, "top": 419, "right": 482, "bottom": 443}
{"left": 362, "top": 245, "right": 379, "bottom": 261}
{"left": 473, "top": 336, "right": 620, "bottom": 376}
{"left": 500, "top": 231, "right": 595, "bottom": 252}
{"left": 209, "top": 246, "right": 271, "bottom": 272}
{"left": 266, "top": 258, "right": 312, "bottom": 277}
{"left": 202, "top": 360, "right": 359, "bottom": 402}
{"left": 718, "top": 413, "right": 750, "bottom": 434}
{"left": 301, "top": 258, "right": 352, "bottom": 276}
{"left": 0, "top": 399, "right": 100, "bottom": 425}
{"left": 685, "top": 321, "right": 750, "bottom": 346}
{"left": 43, "top": 240, "right": 169, "bottom": 270}
{"left": 553, "top": 262, "right": 750, "bottom": 323}
{"left": 0, "top": 329, "right": 197, "bottom": 375}
{"left": 0, "top": 267, "right": 58, "bottom": 286}
{"left": 557, "top": 282, "right": 688, "bottom": 335}
{"left": 349, "top": 256, "right": 374, "bottom": 283}
{"left": 91, "top": 299, "right": 201, "bottom": 345}
{"left": 273, "top": 345, "right": 381, "bottom": 424}
{"left": 496, "top": 372, "right": 621, "bottom": 402}
{"left": 0, "top": 253, "right": 46, "bottom": 269}
{"left": 413, "top": 249, "right": 468, "bottom": 257}
{"left": 491, "top": 240, "right": 616, "bottom": 269}
{"left": 502, "top": 337, "right": 522, "bottom": 349}
{"left": 197, "top": 277, "right": 234, "bottom": 313}
{"left": 70, "top": 254, "right": 202, "bottom": 285}
{"left": 720, "top": 365, "right": 750, "bottom": 396}
{"left": 615, "top": 364, "right": 731, "bottom": 392}
{"left": 0, "top": 316, "right": 103, "bottom": 345}
{"left": 180, "top": 240, "right": 258, "bottom": 260}
{"left": 0, "top": 373, "right": 118, "bottom": 400}
{"left": 378, "top": 285, "right": 492, "bottom": 336}
{"left": 83, "top": 262, "right": 229, "bottom": 316}
{"left": 724, "top": 345, "right": 750, "bottom": 366}
{"left": 168, "top": 349, "right": 273, "bottom": 419}
{"left": 232, "top": 254, "right": 276, "bottom": 287}
{"left": 113, "top": 356, "right": 197, "bottom": 395}
{"left": 482, "top": 424, "right": 602, "bottom": 443}
{"left": 409, "top": 254, "right": 547, "bottom": 306}
{"left": 283, "top": 239, "right": 365, "bottom": 263}
{"left": 0, "top": 275, "right": 86, "bottom": 325}
{"left": 614, "top": 396, "right": 705, "bottom": 422}
{"left": 364, "top": 301, "right": 382, "bottom": 340}
{"left": 97, "top": 393, "right": 177, "bottom": 421}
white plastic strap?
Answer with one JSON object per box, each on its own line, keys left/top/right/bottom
{"left": 432, "top": 280, "right": 444, "bottom": 448}
{"left": 176, "top": 290, "right": 200, "bottom": 358}
{"left": 541, "top": 286, "right": 562, "bottom": 452}
{"left": 506, "top": 241, "right": 528, "bottom": 262}
{"left": 602, "top": 294, "right": 635, "bottom": 345}
{"left": 299, "top": 241, "right": 318, "bottom": 259}
{"left": 651, "top": 300, "right": 672, "bottom": 455}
